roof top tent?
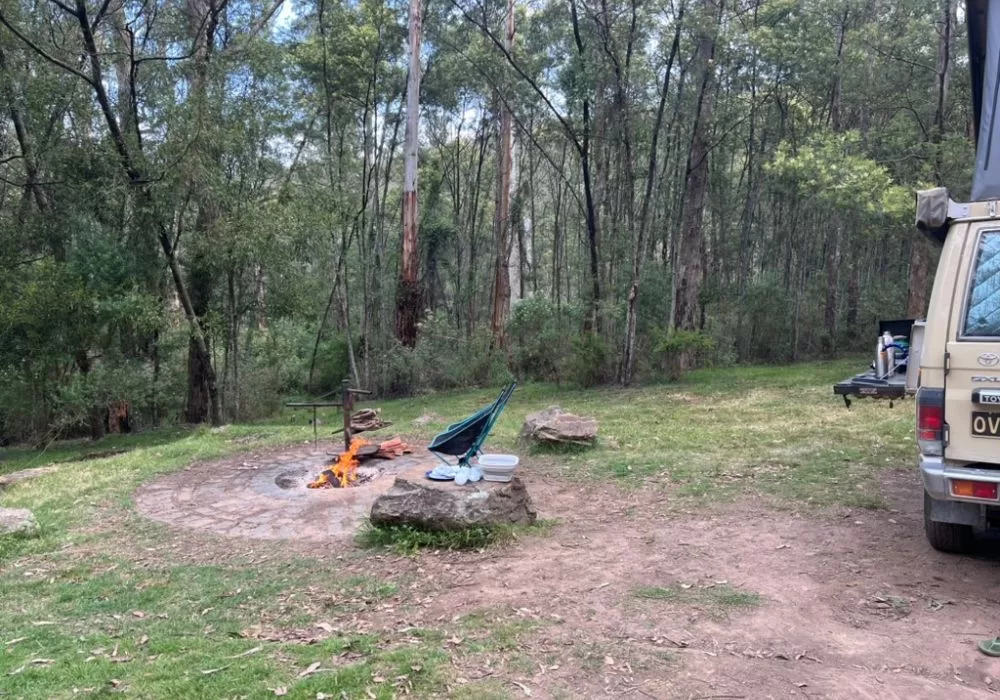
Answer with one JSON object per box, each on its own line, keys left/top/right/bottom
{"left": 970, "top": 0, "right": 998, "bottom": 200}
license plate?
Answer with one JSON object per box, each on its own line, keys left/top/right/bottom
{"left": 972, "top": 411, "right": 1000, "bottom": 438}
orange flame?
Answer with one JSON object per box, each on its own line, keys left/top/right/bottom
{"left": 308, "top": 438, "right": 368, "bottom": 488}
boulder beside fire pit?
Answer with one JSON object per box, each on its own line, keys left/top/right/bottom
{"left": 370, "top": 464, "right": 536, "bottom": 531}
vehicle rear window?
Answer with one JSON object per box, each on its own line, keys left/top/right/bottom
{"left": 965, "top": 230, "right": 1000, "bottom": 337}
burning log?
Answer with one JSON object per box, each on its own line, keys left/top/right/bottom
{"left": 308, "top": 438, "right": 368, "bottom": 488}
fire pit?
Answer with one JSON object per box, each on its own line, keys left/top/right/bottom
{"left": 134, "top": 441, "right": 428, "bottom": 542}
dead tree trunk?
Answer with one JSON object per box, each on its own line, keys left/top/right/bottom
{"left": 396, "top": 0, "right": 423, "bottom": 347}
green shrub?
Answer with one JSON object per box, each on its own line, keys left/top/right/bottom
{"left": 654, "top": 329, "right": 716, "bottom": 380}
{"left": 569, "top": 332, "right": 609, "bottom": 387}
{"left": 311, "top": 334, "right": 354, "bottom": 393}
{"left": 508, "top": 297, "right": 572, "bottom": 382}
{"left": 372, "top": 313, "right": 512, "bottom": 395}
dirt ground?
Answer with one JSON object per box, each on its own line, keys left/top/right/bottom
{"left": 134, "top": 447, "right": 1000, "bottom": 699}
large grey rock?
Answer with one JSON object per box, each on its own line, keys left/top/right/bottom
{"left": 520, "top": 406, "right": 598, "bottom": 446}
{"left": 0, "top": 466, "right": 58, "bottom": 491}
{"left": 370, "top": 465, "right": 536, "bottom": 531}
{"left": 0, "top": 507, "right": 39, "bottom": 536}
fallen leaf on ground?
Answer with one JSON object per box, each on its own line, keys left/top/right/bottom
{"left": 510, "top": 679, "right": 532, "bottom": 697}
{"left": 298, "top": 662, "right": 322, "bottom": 677}
{"left": 272, "top": 687, "right": 288, "bottom": 696}
{"left": 227, "top": 646, "right": 262, "bottom": 659}
{"left": 200, "top": 666, "right": 229, "bottom": 675}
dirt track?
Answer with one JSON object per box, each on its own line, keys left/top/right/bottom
{"left": 135, "top": 447, "right": 1000, "bottom": 699}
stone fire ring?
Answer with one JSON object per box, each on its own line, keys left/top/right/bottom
{"left": 135, "top": 441, "right": 432, "bottom": 542}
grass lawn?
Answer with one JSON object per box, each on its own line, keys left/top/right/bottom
{"left": 0, "top": 358, "right": 914, "bottom": 698}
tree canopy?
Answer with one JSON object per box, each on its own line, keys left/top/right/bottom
{"left": 0, "top": 0, "right": 972, "bottom": 442}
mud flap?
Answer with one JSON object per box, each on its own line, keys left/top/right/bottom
{"left": 928, "top": 496, "right": 985, "bottom": 528}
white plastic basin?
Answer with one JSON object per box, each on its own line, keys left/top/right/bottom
{"left": 476, "top": 454, "right": 519, "bottom": 482}
{"left": 477, "top": 454, "right": 519, "bottom": 468}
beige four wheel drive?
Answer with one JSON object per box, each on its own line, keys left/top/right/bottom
{"left": 915, "top": 193, "right": 1000, "bottom": 552}
{"left": 911, "top": 0, "right": 1000, "bottom": 552}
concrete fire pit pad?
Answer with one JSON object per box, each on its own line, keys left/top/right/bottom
{"left": 135, "top": 442, "right": 431, "bottom": 541}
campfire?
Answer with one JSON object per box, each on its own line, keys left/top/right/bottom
{"left": 307, "top": 437, "right": 411, "bottom": 489}
{"left": 308, "top": 438, "right": 367, "bottom": 488}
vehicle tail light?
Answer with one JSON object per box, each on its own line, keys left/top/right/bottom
{"left": 951, "top": 479, "right": 998, "bottom": 500}
{"left": 917, "top": 388, "right": 945, "bottom": 456}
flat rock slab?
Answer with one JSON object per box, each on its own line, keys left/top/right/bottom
{"left": 520, "top": 406, "right": 598, "bottom": 446}
{"left": 0, "top": 466, "right": 58, "bottom": 491}
{"left": 0, "top": 507, "right": 39, "bottom": 536}
{"left": 370, "top": 464, "right": 536, "bottom": 531}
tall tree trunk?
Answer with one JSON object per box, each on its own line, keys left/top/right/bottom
{"left": 823, "top": 224, "right": 840, "bottom": 356}
{"left": 490, "top": 0, "right": 515, "bottom": 348}
{"left": 396, "top": 0, "right": 423, "bottom": 347}
{"left": 672, "top": 0, "right": 720, "bottom": 359}
{"left": 823, "top": 6, "right": 848, "bottom": 356}
{"left": 182, "top": 0, "right": 221, "bottom": 424}
{"left": 620, "top": 0, "right": 684, "bottom": 384}
{"left": 569, "top": 0, "right": 602, "bottom": 332}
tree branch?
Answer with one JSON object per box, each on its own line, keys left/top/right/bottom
{"left": 90, "top": 0, "right": 118, "bottom": 31}
{"left": 447, "top": 0, "right": 583, "bottom": 155}
{"left": 44, "top": 0, "right": 78, "bottom": 16}
{"left": 435, "top": 33, "right": 587, "bottom": 214}
{"left": 0, "top": 12, "right": 95, "bottom": 85}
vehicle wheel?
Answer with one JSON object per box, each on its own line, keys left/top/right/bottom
{"left": 924, "top": 492, "right": 975, "bottom": 554}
